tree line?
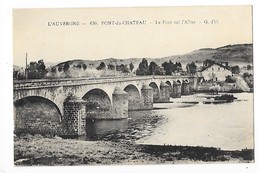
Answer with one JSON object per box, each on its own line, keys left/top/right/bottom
{"left": 135, "top": 58, "right": 195, "bottom": 76}
{"left": 13, "top": 60, "right": 89, "bottom": 80}
{"left": 95, "top": 58, "right": 186, "bottom": 76}
{"left": 14, "top": 57, "right": 247, "bottom": 80}
{"left": 13, "top": 58, "right": 196, "bottom": 79}
{"left": 96, "top": 62, "right": 134, "bottom": 73}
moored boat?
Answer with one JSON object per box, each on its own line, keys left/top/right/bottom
{"left": 203, "top": 94, "right": 237, "bottom": 104}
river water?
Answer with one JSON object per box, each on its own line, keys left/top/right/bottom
{"left": 84, "top": 93, "right": 254, "bottom": 151}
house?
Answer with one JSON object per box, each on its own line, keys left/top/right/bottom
{"left": 199, "top": 61, "right": 232, "bottom": 81}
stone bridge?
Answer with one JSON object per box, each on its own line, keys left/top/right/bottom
{"left": 13, "top": 75, "right": 198, "bottom": 136}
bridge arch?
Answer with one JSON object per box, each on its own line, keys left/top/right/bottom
{"left": 183, "top": 79, "right": 189, "bottom": 83}
{"left": 14, "top": 96, "right": 62, "bottom": 119}
{"left": 82, "top": 88, "right": 112, "bottom": 119}
{"left": 149, "top": 82, "right": 160, "bottom": 103}
{"left": 176, "top": 79, "right": 182, "bottom": 84}
{"left": 14, "top": 96, "right": 62, "bottom": 134}
{"left": 124, "top": 84, "right": 141, "bottom": 110}
{"left": 166, "top": 81, "right": 172, "bottom": 89}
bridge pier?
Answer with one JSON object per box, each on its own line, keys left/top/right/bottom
{"left": 149, "top": 83, "right": 160, "bottom": 103}
{"left": 188, "top": 78, "right": 196, "bottom": 93}
{"left": 63, "top": 98, "right": 86, "bottom": 136}
{"left": 159, "top": 82, "right": 171, "bottom": 102}
{"left": 141, "top": 84, "right": 153, "bottom": 110}
{"left": 190, "top": 77, "right": 198, "bottom": 92}
{"left": 112, "top": 87, "right": 129, "bottom": 119}
{"left": 172, "top": 81, "right": 182, "bottom": 98}
{"left": 181, "top": 80, "right": 190, "bottom": 95}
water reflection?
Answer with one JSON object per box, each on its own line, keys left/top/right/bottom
{"left": 84, "top": 119, "right": 128, "bottom": 140}
{"left": 78, "top": 110, "right": 163, "bottom": 142}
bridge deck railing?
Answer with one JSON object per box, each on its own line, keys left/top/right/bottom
{"left": 13, "top": 75, "right": 193, "bottom": 89}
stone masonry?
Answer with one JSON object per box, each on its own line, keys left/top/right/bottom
{"left": 159, "top": 82, "right": 171, "bottom": 102}
{"left": 141, "top": 84, "right": 153, "bottom": 110}
{"left": 181, "top": 80, "right": 190, "bottom": 95}
{"left": 112, "top": 87, "right": 129, "bottom": 119}
{"left": 172, "top": 81, "right": 182, "bottom": 98}
{"left": 63, "top": 98, "right": 86, "bottom": 136}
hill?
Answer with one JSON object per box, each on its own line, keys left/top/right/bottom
{"left": 13, "top": 65, "right": 21, "bottom": 70}
{"left": 183, "top": 43, "right": 253, "bottom": 63}
{"left": 52, "top": 43, "right": 252, "bottom": 70}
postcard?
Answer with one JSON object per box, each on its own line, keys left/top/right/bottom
{"left": 12, "top": 6, "right": 253, "bottom": 166}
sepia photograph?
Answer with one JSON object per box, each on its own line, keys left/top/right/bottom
{"left": 12, "top": 6, "right": 254, "bottom": 166}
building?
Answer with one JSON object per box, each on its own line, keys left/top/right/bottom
{"left": 199, "top": 61, "right": 232, "bottom": 81}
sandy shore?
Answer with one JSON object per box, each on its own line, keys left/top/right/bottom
{"left": 14, "top": 134, "right": 253, "bottom": 166}
{"left": 14, "top": 134, "right": 165, "bottom": 165}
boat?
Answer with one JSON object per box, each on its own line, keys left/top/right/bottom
{"left": 214, "top": 94, "right": 237, "bottom": 102}
{"left": 227, "top": 89, "right": 244, "bottom": 93}
{"left": 177, "top": 104, "right": 196, "bottom": 108}
{"left": 203, "top": 100, "right": 228, "bottom": 104}
{"left": 203, "top": 94, "right": 237, "bottom": 104}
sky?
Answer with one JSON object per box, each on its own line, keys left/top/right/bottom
{"left": 13, "top": 6, "right": 252, "bottom": 66}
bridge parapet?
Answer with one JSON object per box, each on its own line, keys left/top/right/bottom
{"left": 13, "top": 75, "right": 194, "bottom": 89}
{"left": 14, "top": 76, "right": 151, "bottom": 89}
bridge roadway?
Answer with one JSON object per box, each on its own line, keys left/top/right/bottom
{"left": 13, "top": 75, "right": 198, "bottom": 136}
{"left": 14, "top": 75, "right": 191, "bottom": 89}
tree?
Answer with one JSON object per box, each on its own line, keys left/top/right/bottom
{"left": 225, "top": 75, "right": 236, "bottom": 83}
{"left": 28, "top": 62, "right": 37, "bottom": 79}
{"left": 116, "top": 64, "right": 129, "bottom": 73}
{"left": 122, "top": 65, "right": 130, "bottom": 73}
{"left": 162, "top": 62, "right": 169, "bottom": 75}
{"left": 96, "top": 62, "right": 106, "bottom": 70}
{"left": 247, "top": 65, "right": 252, "bottom": 70}
{"left": 82, "top": 64, "right": 87, "bottom": 70}
{"left": 176, "top": 62, "right": 182, "bottom": 71}
{"left": 28, "top": 59, "right": 47, "bottom": 79}
{"left": 154, "top": 66, "right": 164, "bottom": 75}
{"left": 76, "top": 64, "right": 82, "bottom": 69}
{"left": 243, "top": 72, "right": 253, "bottom": 88}
{"left": 107, "top": 64, "right": 115, "bottom": 70}
{"left": 63, "top": 62, "right": 70, "bottom": 72}
{"left": 231, "top": 65, "right": 240, "bottom": 74}
{"left": 148, "top": 61, "right": 164, "bottom": 75}
{"left": 149, "top": 61, "right": 158, "bottom": 75}
{"left": 51, "top": 66, "right": 56, "bottom": 73}
{"left": 129, "top": 62, "right": 134, "bottom": 72}
{"left": 13, "top": 70, "right": 18, "bottom": 79}
{"left": 203, "top": 59, "right": 215, "bottom": 67}
{"left": 136, "top": 58, "right": 150, "bottom": 75}
{"left": 58, "top": 66, "right": 63, "bottom": 72}
{"left": 13, "top": 68, "right": 26, "bottom": 80}
{"left": 243, "top": 72, "right": 251, "bottom": 78}
{"left": 162, "top": 61, "right": 175, "bottom": 75}
{"left": 186, "top": 62, "right": 197, "bottom": 75}
{"left": 37, "top": 60, "right": 46, "bottom": 75}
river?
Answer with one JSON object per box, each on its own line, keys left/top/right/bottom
{"left": 83, "top": 93, "right": 254, "bottom": 151}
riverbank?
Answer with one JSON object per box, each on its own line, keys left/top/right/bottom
{"left": 14, "top": 134, "right": 253, "bottom": 166}
{"left": 14, "top": 134, "right": 156, "bottom": 165}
